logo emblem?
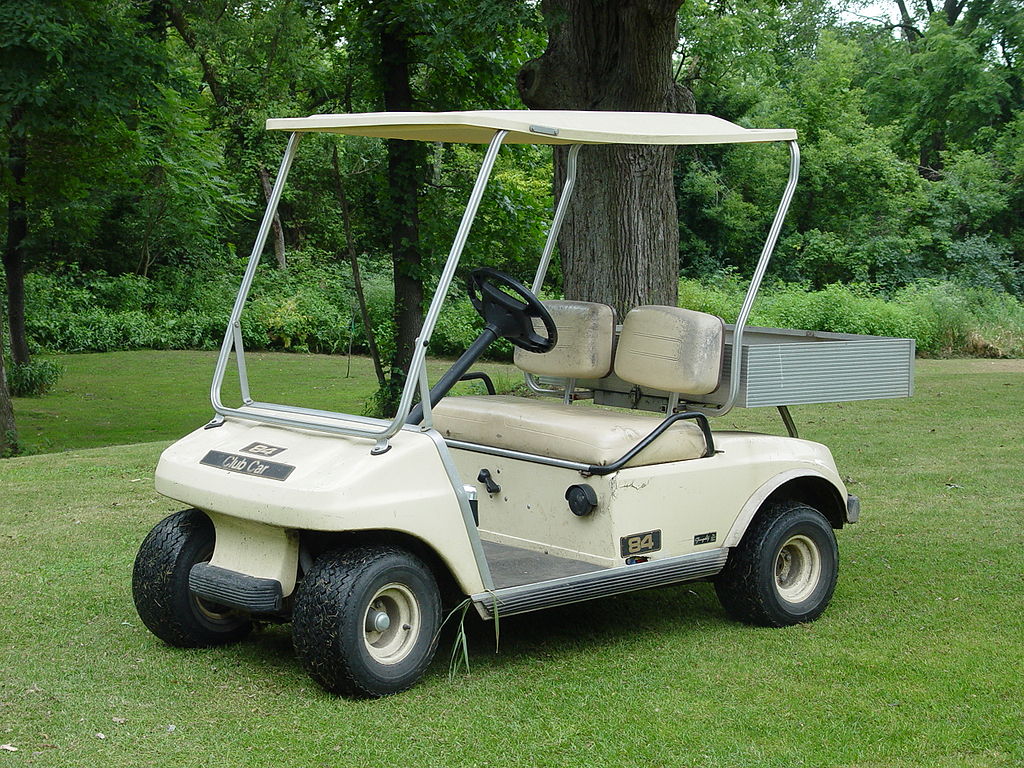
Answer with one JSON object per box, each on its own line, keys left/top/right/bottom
{"left": 240, "top": 442, "right": 286, "bottom": 457}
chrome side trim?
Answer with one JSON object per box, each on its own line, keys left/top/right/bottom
{"left": 472, "top": 548, "right": 729, "bottom": 618}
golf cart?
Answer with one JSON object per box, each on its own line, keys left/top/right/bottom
{"left": 132, "top": 111, "right": 914, "bottom": 698}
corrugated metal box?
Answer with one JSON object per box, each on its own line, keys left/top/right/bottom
{"left": 577, "top": 326, "right": 915, "bottom": 412}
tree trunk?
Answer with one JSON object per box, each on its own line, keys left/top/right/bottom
{"left": 0, "top": 311, "right": 17, "bottom": 456}
{"left": 4, "top": 109, "right": 31, "bottom": 365}
{"left": 517, "top": 0, "right": 688, "bottom": 318}
{"left": 379, "top": 14, "right": 426, "bottom": 409}
{"left": 258, "top": 164, "right": 288, "bottom": 268}
{"left": 331, "top": 144, "right": 387, "bottom": 389}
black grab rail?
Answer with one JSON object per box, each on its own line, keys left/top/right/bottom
{"left": 584, "top": 411, "right": 716, "bottom": 476}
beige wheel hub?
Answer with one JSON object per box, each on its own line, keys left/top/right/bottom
{"left": 774, "top": 534, "right": 821, "bottom": 603}
{"left": 363, "top": 583, "right": 420, "bottom": 664}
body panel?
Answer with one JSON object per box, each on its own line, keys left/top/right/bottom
{"left": 155, "top": 414, "right": 488, "bottom": 594}
{"left": 450, "top": 430, "right": 847, "bottom": 568}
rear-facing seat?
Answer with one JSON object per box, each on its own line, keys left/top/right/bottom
{"left": 432, "top": 301, "right": 724, "bottom": 468}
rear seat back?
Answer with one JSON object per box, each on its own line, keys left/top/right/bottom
{"left": 514, "top": 300, "right": 616, "bottom": 379}
{"left": 613, "top": 305, "right": 724, "bottom": 396}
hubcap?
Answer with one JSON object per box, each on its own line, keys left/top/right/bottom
{"left": 363, "top": 583, "right": 420, "bottom": 665}
{"left": 774, "top": 534, "right": 821, "bottom": 604}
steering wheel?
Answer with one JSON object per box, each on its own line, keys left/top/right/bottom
{"left": 467, "top": 267, "right": 558, "bottom": 353}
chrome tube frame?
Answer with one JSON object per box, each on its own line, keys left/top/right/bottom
{"left": 531, "top": 143, "right": 582, "bottom": 293}
{"left": 692, "top": 139, "right": 801, "bottom": 417}
{"left": 211, "top": 131, "right": 302, "bottom": 415}
{"left": 209, "top": 129, "right": 509, "bottom": 443}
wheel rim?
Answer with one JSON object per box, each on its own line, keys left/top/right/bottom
{"left": 363, "top": 583, "right": 421, "bottom": 665}
{"left": 774, "top": 534, "right": 822, "bottom": 603}
{"left": 192, "top": 544, "right": 241, "bottom": 626}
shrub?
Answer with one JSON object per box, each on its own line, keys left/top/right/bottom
{"left": 678, "top": 277, "right": 1024, "bottom": 357}
{"left": 7, "top": 359, "right": 64, "bottom": 397}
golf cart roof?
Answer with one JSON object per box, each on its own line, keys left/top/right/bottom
{"left": 265, "top": 110, "right": 797, "bottom": 145}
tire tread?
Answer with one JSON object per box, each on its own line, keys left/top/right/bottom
{"left": 714, "top": 501, "right": 838, "bottom": 627}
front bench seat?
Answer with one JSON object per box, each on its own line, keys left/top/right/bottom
{"left": 433, "top": 394, "right": 707, "bottom": 467}
{"left": 432, "top": 302, "right": 724, "bottom": 468}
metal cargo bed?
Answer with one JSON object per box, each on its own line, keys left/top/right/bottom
{"left": 576, "top": 325, "right": 915, "bottom": 412}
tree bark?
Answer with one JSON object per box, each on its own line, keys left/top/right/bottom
{"left": 0, "top": 313, "right": 16, "bottom": 455}
{"left": 258, "top": 164, "right": 288, "bottom": 268}
{"left": 331, "top": 144, "right": 387, "bottom": 389}
{"left": 0, "top": 335, "right": 15, "bottom": 456}
{"left": 378, "top": 13, "right": 426, "bottom": 408}
{"left": 518, "top": 0, "right": 687, "bottom": 318}
{"left": 4, "top": 108, "right": 31, "bottom": 365}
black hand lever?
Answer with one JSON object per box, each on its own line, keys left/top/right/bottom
{"left": 477, "top": 469, "right": 501, "bottom": 495}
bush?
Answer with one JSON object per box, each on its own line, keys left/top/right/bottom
{"left": 678, "top": 277, "right": 1024, "bottom": 357}
{"left": 7, "top": 359, "right": 64, "bottom": 397}
{"left": 16, "top": 266, "right": 1024, "bottom": 362}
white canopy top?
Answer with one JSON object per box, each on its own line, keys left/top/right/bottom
{"left": 265, "top": 110, "right": 796, "bottom": 145}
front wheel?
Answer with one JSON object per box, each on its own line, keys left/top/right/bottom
{"left": 292, "top": 546, "right": 441, "bottom": 698}
{"left": 714, "top": 501, "right": 838, "bottom": 627}
{"left": 132, "top": 509, "right": 252, "bottom": 646}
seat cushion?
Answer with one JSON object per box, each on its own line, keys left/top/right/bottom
{"left": 614, "top": 305, "right": 724, "bottom": 395}
{"left": 432, "top": 395, "right": 707, "bottom": 467}
{"left": 513, "top": 300, "right": 616, "bottom": 379}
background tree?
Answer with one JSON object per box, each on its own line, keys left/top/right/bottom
{"left": 315, "top": 0, "right": 541, "bottom": 411}
{"left": 517, "top": 0, "right": 690, "bottom": 317}
{"left": 0, "top": 0, "right": 165, "bottom": 364}
{"left": 164, "top": 0, "right": 321, "bottom": 268}
{"left": 0, "top": 311, "right": 15, "bottom": 456}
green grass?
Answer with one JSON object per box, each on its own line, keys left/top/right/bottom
{"left": 11, "top": 351, "right": 519, "bottom": 454}
{"left": 1, "top": 355, "right": 1022, "bottom": 766}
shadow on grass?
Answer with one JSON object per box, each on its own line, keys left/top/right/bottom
{"left": 219, "top": 581, "right": 734, "bottom": 694}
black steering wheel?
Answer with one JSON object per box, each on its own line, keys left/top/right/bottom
{"left": 467, "top": 267, "right": 557, "bottom": 353}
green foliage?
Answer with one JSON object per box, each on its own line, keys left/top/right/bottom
{"left": 6, "top": 358, "right": 62, "bottom": 397}
{"left": 678, "top": 10, "right": 1024, "bottom": 296}
{"left": 678, "top": 276, "right": 1024, "bottom": 357}
{"left": 18, "top": 260, "right": 520, "bottom": 360}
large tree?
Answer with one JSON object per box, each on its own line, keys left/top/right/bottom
{"left": 0, "top": 310, "right": 15, "bottom": 456}
{"left": 1, "top": 0, "right": 163, "bottom": 364}
{"left": 517, "top": 0, "right": 691, "bottom": 316}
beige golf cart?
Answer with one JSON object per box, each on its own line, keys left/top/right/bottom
{"left": 132, "top": 111, "right": 914, "bottom": 698}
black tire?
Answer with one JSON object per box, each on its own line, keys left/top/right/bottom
{"left": 292, "top": 546, "right": 441, "bottom": 698}
{"left": 132, "top": 509, "right": 252, "bottom": 647}
{"left": 714, "top": 501, "right": 838, "bottom": 627}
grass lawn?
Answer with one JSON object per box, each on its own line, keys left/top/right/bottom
{"left": 11, "top": 350, "right": 523, "bottom": 454}
{"left": 1, "top": 354, "right": 1022, "bottom": 767}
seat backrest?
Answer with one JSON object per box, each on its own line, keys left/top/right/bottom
{"left": 613, "top": 305, "right": 724, "bottom": 395}
{"left": 514, "top": 300, "right": 616, "bottom": 379}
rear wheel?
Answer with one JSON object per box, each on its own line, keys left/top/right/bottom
{"left": 714, "top": 501, "right": 838, "bottom": 627}
{"left": 132, "top": 509, "right": 252, "bottom": 646}
{"left": 292, "top": 546, "right": 441, "bottom": 698}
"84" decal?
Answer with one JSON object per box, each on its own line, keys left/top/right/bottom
{"left": 620, "top": 530, "right": 662, "bottom": 558}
